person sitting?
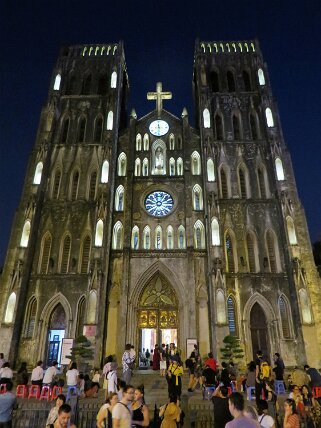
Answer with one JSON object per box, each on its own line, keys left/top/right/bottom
{"left": 43, "top": 360, "right": 59, "bottom": 387}
{"left": 283, "top": 398, "right": 300, "bottom": 428}
{"left": 220, "top": 362, "right": 231, "bottom": 388}
{"left": 204, "top": 352, "right": 217, "bottom": 372}
{"left": 202, "top": 364, "right": 216, "bottom": 386}
{"left": 31, "top": 360, "right": 44, "bottom": 386}
{"left": 0, "top": 362, "right": 14, "bottom": 384}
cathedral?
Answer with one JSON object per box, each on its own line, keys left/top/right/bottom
{"left": 1, "top": 39, "right": 321, "bottom": 368}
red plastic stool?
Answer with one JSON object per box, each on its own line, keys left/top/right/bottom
{"left": 313, "top": 386, "right": 321, "bottom": 398}
{"left": 39, "top": 385, "right": 51, "bottom": 401}
{"left": 16, "top": 384, "right": 28, "bottom": 398}
{"left": 0, "top": 384, "right": 7, "bottom": 394}
{"left": 28, "top": 384, "right": 41, "bottom": 399}
{"left": 52, "top": 386, "right": 63, "bottom": 400}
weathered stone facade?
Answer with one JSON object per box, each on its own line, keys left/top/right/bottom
{"left": 0, "top": 40, "right": 320, "bottom": 368}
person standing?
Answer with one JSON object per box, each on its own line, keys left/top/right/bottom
{"left": 273, "top": 353, "right": 285, "bottom": 381}
{"left": 53, "top": 403, "right": 77, "bottom": 428}
{"left": 132, "top": 385, "right": 150, "bottom": 427}
{"left": 122, "top": 344, "right": 135, "bottom": 385}
{"left": 31, "top": 360, "right": 44, "bottom": 387}
{"left": 130, "top": 345, "right": 136, "bottom": 368}
{"left": 225, "top": 392, "right": 259, "bottom": 427}
{"left": 283, "top": 398, "right": 300, "bottom": 428}
{"left": 152, "top": 344, "right": 160, "bottom": 371}
{"left": 159, "top": 395, "right": 181, "bottom": 428}
{"left": 212, "top": 385, "right": 233, "bottom": 428}
{"left": 43, "top": 360, "right": 59, "bottom": 386}
{"left": 66, "top": 362, "right": 79, "bottom": 387}
{"left": 96, "top": 392, "right": 118, "bottom": 428}
{"left": 304, "top": 364, "right": 321, "bottom": 387}
{"left": 255, "top": 350, "right": 267, "bottom": 403}
{"left": 204, "top": 352, "right": 217, "bottom": 372}
{"left": 112, "top": 384, "right": 134, "bottom": 428}
{"left": 45, "top": 394, "right": 66, "bottom": 428}
{"left": 0, "top": 381, "right": 17, "bottom": 428}
{"left": 167, "top": 357, "right": 184, "bottom": 404}
{"left": 160, "top": 344, "right": 167, "bottom": 376}
{"left": 107, "top": 362, "right": 118, "bottom": 394}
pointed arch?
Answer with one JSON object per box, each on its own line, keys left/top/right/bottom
{"left": 88, "top": 170, "right": 97, "bottom": 200}
{"left": 87, "top": 290, "right": 97, "bottom": 324}
{"left": 207, "top": 158, "right": 215, "bottom": 182}
{"left": 250, "top": 111, "right": 259, "bottom": 140}
{"left": 61, "top": 116, "right": 70, "bottom": 143}
{"left": 115, "top": 185, "right": 124, "bottom": 211}
{"left": 211, "top": 218, "right": 220, "bottom": 246}
{"left": 299, "top": 289, "right": 312, "bottom": 324}
{"left": 101, "top": 160, "right": 109, "bottom": 183}
{"left": 192, "top": 184, "right": 203, "bottom": 210}
{"left": 219, "top": 165, "right": 230, "bottom": 198}
{"left": 143, "top": 134, "right": 149, "bottom": 151}
{"left": 177, "top": 158, "right": 183, "bottom": 176}
{"left": 227, "top": 70, "right": 236, "bottom": 92}
{"left": 225, "top": 230, "right": 237, "bottom": 273}
{"left": 24, "top": 296, "right": 37, "bottom": 337}
{"left": 38, "top": 232, "right": 52, "bottom": 274}
{"left": 242, "top": 69, "right": 252, "bottom": 91}
{"left": 152, "top": 139, "right": 166, "bottom": 175}
{"left": 142, "top": 158, "right": 148, "bottom": 176}
{"left": 166, "top": 225, "right": 174, "bottom": 250}
{"left": 20, "top": 220, "right": 31, "bottom": 247}
{"left": 155, "top": 225, "right": 163, "bottom": 250}
{"left": 191, "top": 151, "right": 201, "bottom": 175}
{"left": 286, "top": 216, "right": 298, "bottom": 245}
{"left": 111, "top": 71, "right": 117, "bottom": 88}
{"left": 265, "top": 107, "right": 274, "bottom": 127}
{"left": 203, "top": 108, "right": 210, "bottom": 128}
{"left": 131, "top": 226, "right": 139, "bottom": 250}
{"left": 4, "top": 292, "right": 16, "bottom": 323}
{"left": 54, "top": 73, "right": 61, "bottom": 91}
{"left": 79, "top": 235, "right": 91, "bottom": 274}
{"left": 177, "top": 225, "right": 186, "bottom": 249}
{"left": 98, "top": 74, "right": 108, "bottom": 95}
{"left": 52, "top": 169, "right": 61, "bottom": 199}
{"left": 232, "top": 113, "right": 241, "bottom": 140}
{"left": 246, "top": 231, "right": 258, "bottom": 273}
{"left": 118, "top": 153, "right": 127, "bottom": 176}
{"left": 275, "top": 158, "right": 285, "bottom": 181}
{"left": 227, "top": 295, "right": 238, "bottom": 336}
{"left": 194, "top": 220, "right": 205, "bottom": 249}
{"left": 112, "top": 221, "right": 123, "bottom": 249}
{"left": 258, "top": 68, "right": 265, "bottom": 86}
{"left": 66, "top": 73, "right": 77, "bottom": 95}
{"left": 169, "top": 133, "right": 175, "bottom": 150}
{"left": 94, "top": 115, "right": 103, "bottom": 142}
{"left": 210, "top": 70, "right": 220, "bottom": 92}
{"left": 169, "top": 157, "right": 175, "bottom": 176}
{"left": 59, "top": 234, "right": 71, "bottom": 274}
{"left": 33, "top": 162, "right": 43, "bottom": 185}
{"left": 265, "top": 229, "right": 280, "bottom": 273}
{"left": 143, "top": 226, "right": 151, "bottom": 250}
{"left": 82, "top": 73, "right": 92, "bottom": 95}
{"left": 95, "top": 219, "right": 104, "bottom": 247}
{"left": 106, "top": 111, "right": 113, "bottom": 130}
{"left": 136, "top": 134, "right": 142, "bottom": 151}
{"left": 76, "top": 296, "right": 86, "bottom": 337}
{"left": 278, "top": 294, "right": 291, "bottom": 338}
{"left": 237, "top": 164, "right": 250, "bottom": 198}
{"left": 215, "top": 113, "right": 224, "bottom": 140}
{"left": 135, "top": 158, "right": 141, "bottom": 176}
{"left": 70, "top": 169, "right": 80, "bottom": 200}
{"left": 216, "top": 289, "right": 226, "bottom": 324}
{"left": 257, "top": 164, "right": 269, "bottom": 198}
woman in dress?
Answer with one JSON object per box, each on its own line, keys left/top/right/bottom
{"left": 152, "top": 344, "right": 160, "bottom": 371}
{"left": 132, "top": 385, "right": 150, "bottom": 427}
{"left": 283, "top": 398, "right": 300, "bottom": 428}
{"left": 159, "top": 395, "right": 181, "bottom": 428}
{"left": 96, "top": 392, "right": 118, "bottom": 428}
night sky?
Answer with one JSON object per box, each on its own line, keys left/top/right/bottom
{"left": 1, "top": 1, "right": 321, "bottom": 266}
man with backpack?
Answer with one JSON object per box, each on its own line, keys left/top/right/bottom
{"left": 255, "top": 350, "right": 270, "bottom": 404}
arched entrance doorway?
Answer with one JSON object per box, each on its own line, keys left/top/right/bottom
{"left": 137, "top": 274, "right": 178, "bottom": 365}
{"left": 47, "top": 303, "right": 66, "bottom": 366}
{"left": 250, "top": 303, "right": 270, "bottom": 360}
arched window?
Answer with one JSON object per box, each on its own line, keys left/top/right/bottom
{"left": 216, "top": 290, "right": 226, "bottom": 324}
{"left": 258, "top": 68, "right": 265, "bottom": 86}
{"left": 194, "top": 220, "right": 205, "bottom": 249}
{"left": 191, "top": 151, "right": 201, "bottom": 175}
{"left": 76, "top": 296, "right": 86, "bottom": 337}
{"left": 278, "top": 295, "right": 291, "bottom": 338}
{"left": 111, "top": 71, "right": 117, "bottom": 88}
{"left": 169, "top": 134, "right": 175, "bottom": 150}
{"left": 143, "top": 158, "right": 148, "bottom": 176}
{"left": 70, "top": 170, "right": 79, "bottom": 200}
{"left": 136, "top": 134, "right": 142, "bottom": 151}
{"left": 227, "top": 70, "right": 236, "bottom": 92}
{"left": 265, "top": 108, "right": 274, "bottom": 127}
{"left": 115, "top": 185, "right": 124, "bottom": 211}
{"left": 94, "top": 116, "right": 103, "bottom": 142}
{"left": 88, "top": 171, "right": 97, "bottom": 200}
{"left": 250, "top": 113, "right": 259, "bottom": 140}
{"left": 211, "top": 218, "right": 220, "bottom": 246}
{"left": 112, "top": 221, "right": 123, "bottom": 249}
{"left": 25, "top": 297, "right": 37, "bottom": 337}
{"left": 101, "top": 160, "right": 109, "bottom": 183}
{"left": 107, "top": 111, "right": 113, "bottom": 130}
{"left": 169, "top": 158, "right": 175, "bottom": 176}
{"left": 178, "top": 225, "right": 186, "bottom": 249}
{"left": 238, "top": 166, "right": 249, "bottom": 198}
{"left": 246, "top": 232, "right": 257, "bottom": 273}
{"left": 117, "top": 153, "right": 127, "bottom": 176}
{"left": 98, "top": 74, "right": 107, "bottom": 95}
{"left": 193, "top": 184, "right": 203, "bottom": 210}
{"left": 167, "top": 225, "right": 174, "bottom": 249}
{"left": 243, "top": 70, "right": 251, "bottom": 91}
{"left": 80, "top": 236, "right": 91, "bottom": 274}
{"left": 210, "top": 70, "right": 219, "bottom": 92}
{"left": 286, "top": 217, "right": 298, "bottom": 245}
{"left": 275, "top": 158, "right": 285, "bottom": 181}
{"left": 87, "top": 291, "right": 97, "bottom": 324}
{"left": 61, "top": 117, "right": 69, "bottom": 143}
{"left": 299, "top": 289, "right": 312, "bottom": 324}
{"left": 82, "top": 74, "right": 91, "bottom": 95}
{"left": 266, "top": 230, "right": 278, "bottom": 273}
{"left": 177, "top": 158, "right": 183, "bottom": 176}
{"left": 215, "top": 114, "right": 224, "bottom": 140}
{"left": 155, "top": 226, "right": 162, "bottom": 250}
{"left": 95, "top": 219, "right": 104, "bottom": 247}
{"left": 67, "top": 74, "right": 77, "bottom": 94}
{"left": 54, "top": 73, "right": 61, "bottom": 91}
{"left": 220, "top": 167, "right": 229, "bottom": 198}
{"left": 60, "top": 234, "right": 71, "bottom": 274}
{"left": 4, "top": 292, "right": 16, "bottom": 323}
{"left": 39, "top": 233, "right": 52, "bottom": 274}
{"left": 207, "top": 159, "right": 215, "bottom": 182}
{"left": 232, "top": 114, "right": 241, "bottom": 140}
{"left": 143, "top": 134, "right": 149, "bottom": 150}
{"left": 143, "top": 226, "right": 151, "bottom": 250}
{"left": 131, "top": 226, "right": 139, "bottom": 250}
{"left": 227, "top": 295, "right": 238, "bottom": 336}
{"left": 135, "top": 158, "right": 141, "bottom": 176}
{"left": 203, "top": 108, "right": 210, "bottom": 128}
{"left": 33, "top": 162, "right": 43, "bottom": 184}
{"left": 20, "top": 220, "right": 31, "bottom": 247}
{"left": 257, "top": 166, "right": 268, "bottom": 198}
{"left": 225, "top": 232, "right": 236, "bottom": 273}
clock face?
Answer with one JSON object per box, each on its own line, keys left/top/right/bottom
{"left": 145, "top": 191, "right": 174, "bottom": 217}
{"left": 149, "top": 120, "right": 169, "bottom": 137}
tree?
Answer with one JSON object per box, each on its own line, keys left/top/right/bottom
{"left": 66, "top": 335, "right": 94, "bottom": 370}
{"left": 220, "top": 335, "right": 244, "bottom": 362}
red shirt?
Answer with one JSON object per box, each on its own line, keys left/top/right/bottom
{"left": 205, "top": 358, "right": 217, "bottom": 371}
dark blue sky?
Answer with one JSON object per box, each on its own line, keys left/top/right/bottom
{"left": 1, "top": 0, "right": 321, "bottom": 266}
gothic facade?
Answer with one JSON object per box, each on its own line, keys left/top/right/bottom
{"left": 1, "top": 40, "right": 320, "bottom": 368}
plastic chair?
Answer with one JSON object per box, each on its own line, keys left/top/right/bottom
{"left": 28, "top": 384, "right": 41, "bottom": 399}
{"left": 16, "top": 384, "right": 28, "bottom": 398}
{"left": 52, "top": 385, "right": 63, "bottom": 400}
{"left": 0, "top": 384, "right": 7, "bottom": 394}
{"left": 313, "top": 386, "right": 321, "bottom": 398}
{"left": 39, "top": 385, "right": 51, "bottom": 401}
{"left": 247, "top": 386, "right": 256, "bottom": 400}
{"left": 66, "top": 386, "right": 77, "bottom": 401}
{"left": 274, "top": 380, "right": 286, "bottom": 395}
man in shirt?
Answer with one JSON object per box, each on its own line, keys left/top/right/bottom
{"left": 304, "top": 364, "right": 321, "bottom": 387}
{"left": 0, "top": 381, "right": 17, "bottom": 428}
{"left": 226, "top": 392, "right": 259, "bottom": 427}
{"left": 43, "top": 360, "right": 59, "bottom": 386}
{"left": 212, "top": 385, "right": 233, "bottom": 428}
{"left": 31, "top": 360, "right": 44, "bottom": 386}
{"left": 204, "top": 352, "right": 217, "bottom": 372}
{"left": 112, "top": 384, "right": 134, "bottom": 428}
{"left": 54, "top": 403, "right": 76, "bottom": 428}
{"left": 122, "top": 344, "right": 135, "bottom": 385}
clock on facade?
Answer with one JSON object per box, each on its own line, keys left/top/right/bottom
{"left": 145, "top": 191, "right": 174, "bottom": 217}
{"left": 149, "top": 120, "right": 169, "bottom": 136}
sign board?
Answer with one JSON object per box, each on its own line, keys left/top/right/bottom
{"left": 83, "top": 325, "right": 97, "bottom": 337}
{"left": 60, "top": 338, "right": 74, "bottom": 366}
{"left": 186, "top": 338, "right": 198, "bottom": 359}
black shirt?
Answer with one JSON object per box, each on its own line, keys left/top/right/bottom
{"left": 212, "top": 396, "right": 233, "bottom": 428}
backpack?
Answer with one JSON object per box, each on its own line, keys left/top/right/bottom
{"left": 260, "top": 362, "right": 271, "bottom": 380}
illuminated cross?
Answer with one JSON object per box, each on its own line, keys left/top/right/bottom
{"left": 147, "top": 82, "right": 172, "bottom": 116}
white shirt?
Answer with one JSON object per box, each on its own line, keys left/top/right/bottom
{"left": 107, "top": 370, "right": 118, "bottom": 393}
{"left": 0, "top": 367, "right": 13, "bottom": 379}
{"left": 112, "top": 402, "right": 132, "bottom": 428}
{"left": 31, "top": 366, "right": 44, "bottom": 381}
{"left": 66, "top": 368, "right": 79, "bottom": 386}
{"left": 258, "top": 414, "right": 275, "bottom": 428}
{"left": 43, "top": 366, "right": 58, "bottom": 384}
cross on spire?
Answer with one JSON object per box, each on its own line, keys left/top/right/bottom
{"left": 147, "top": 82, "right": 172, "bottom": 116}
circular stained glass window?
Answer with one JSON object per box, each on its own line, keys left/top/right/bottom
{"left": 145, "top": 191, "right": 174, "bottom": 217}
